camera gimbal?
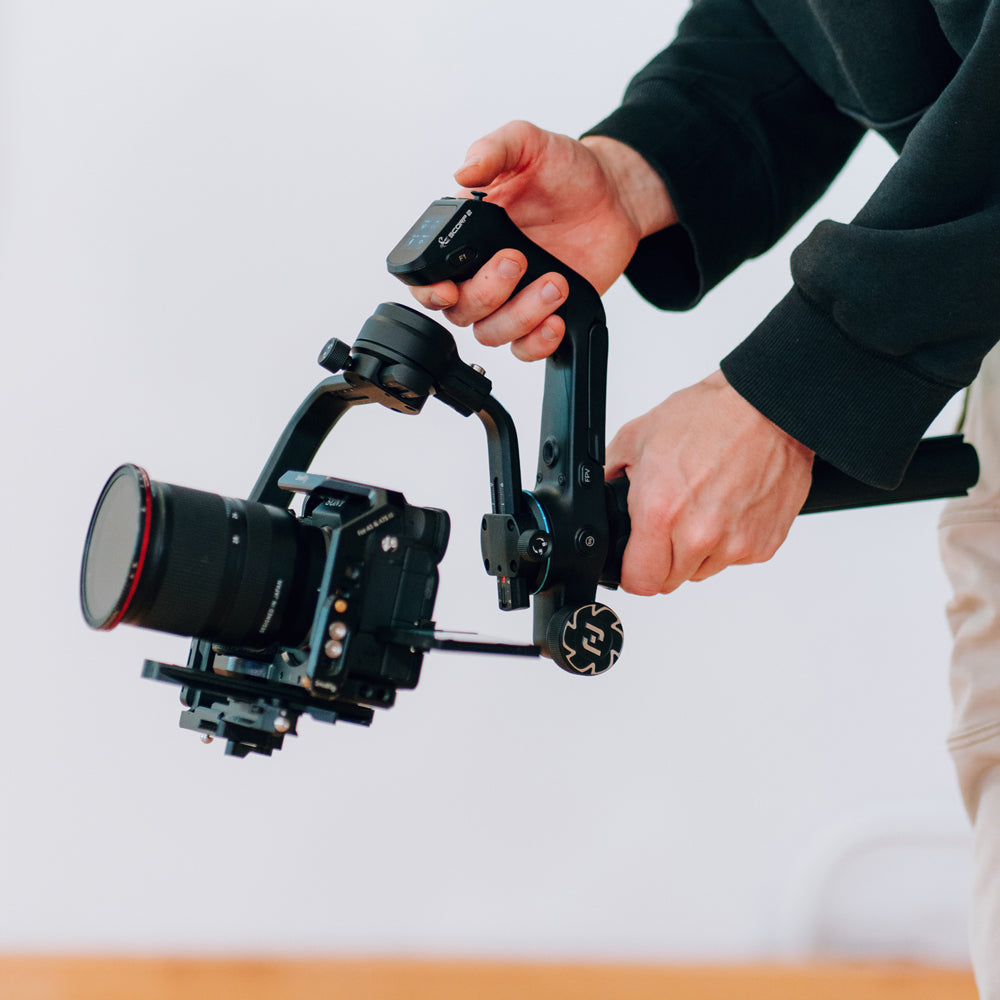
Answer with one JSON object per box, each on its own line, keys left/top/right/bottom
{"left": 81, "top": 193, "right": 979, "bottom": 756}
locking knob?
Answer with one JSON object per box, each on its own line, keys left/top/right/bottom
{"left": 517, "top": 530, "right": 552, "bottom": 563}
{"left": 318, "top": 338, "right": 352, "bottom": 374}
{"left": 544, "top": 602, "right": 624, "bottom": 675}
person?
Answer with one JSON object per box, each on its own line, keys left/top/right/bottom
{"left": 407, "top": 1, "right": 1000, "bottom": 993}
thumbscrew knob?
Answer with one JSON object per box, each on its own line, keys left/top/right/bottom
{"left": 318, "top": 338, "right": 352, "bottom": 374}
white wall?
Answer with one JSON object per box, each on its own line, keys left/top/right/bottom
{"left": 0, "top": 0, "right": 972, "bottom": 962}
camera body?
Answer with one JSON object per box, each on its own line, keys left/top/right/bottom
{"left": 138, "top": 472, "right": 449, "bottom": 756}
{"left": 270, "top": 472, "right": 449, "bottom": 706}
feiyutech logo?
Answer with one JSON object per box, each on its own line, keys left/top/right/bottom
{"left": 561, "top": 604, "right": 624, "bottom": 675}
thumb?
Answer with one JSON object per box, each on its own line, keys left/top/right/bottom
{"left": 453, "top": 120, "right": 546, "bottom": 189}
{"left": 604, "top": 439, "right": 629, "bottom": 481}
{"left": 604, "top": 420, "right": 637, "bottom": 481}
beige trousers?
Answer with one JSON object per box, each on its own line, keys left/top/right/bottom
{"left": 940, "top": 343, "right": 1000, "bottom": 998}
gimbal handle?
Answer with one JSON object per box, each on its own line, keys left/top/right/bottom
{"left": 388, "top": 195, "right": 617, "bottom": 665}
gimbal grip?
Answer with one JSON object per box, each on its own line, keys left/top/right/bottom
{"left": 599, "top": 434, "right": 979, "bottom": 588}
{"left": 800, "top": 434, "right": 978, "bottom": 513}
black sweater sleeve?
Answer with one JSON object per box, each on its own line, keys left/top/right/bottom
{"left": 584, "top": 0, "right": 865, "bottom": 309}
{"left": 588, "top": 0, "right": 1000, "bottom": 488}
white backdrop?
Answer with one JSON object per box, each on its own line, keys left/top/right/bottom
{"left": 0, "top": 0, "right": 973, "bottom": 962}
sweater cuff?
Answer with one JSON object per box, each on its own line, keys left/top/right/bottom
{"left": 584, "top": 90, "right": 775, "bottom": 310}
{"left": 720, "top": 288, "right": 960, "bottom": 488}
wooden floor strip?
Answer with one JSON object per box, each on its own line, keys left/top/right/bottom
{"left": 0, "top": 956, "right": 979, "bottom": 1000}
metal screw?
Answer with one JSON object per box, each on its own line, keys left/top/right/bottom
{"left": 201, "top": 735, "right": 214, "bottom": 744}
{"left": 471, "top": 364, "right": 486, "bottom": 375}
{"left": 325, "top": 639, "right": 344, "bottom": 659}
{"left": 273, "top": 714, "right": 291, "bottom": 734}
{"left": 328, "top": 621, "right": 348, "bottom": 641}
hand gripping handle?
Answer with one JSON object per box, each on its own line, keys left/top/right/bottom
{"left": 599, "top": 434, "right": 980, "bottom": 588}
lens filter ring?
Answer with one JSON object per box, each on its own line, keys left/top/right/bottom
{"left": 81, "top": 464, "right": 153, "bottom": 630}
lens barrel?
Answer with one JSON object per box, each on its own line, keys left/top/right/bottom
{"left": 81, "top": 464, "right": 326, "bottom": 650}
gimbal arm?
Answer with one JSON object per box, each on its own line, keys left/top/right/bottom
{"left": 388, "top": 194, "right": 980, "bottom": 674}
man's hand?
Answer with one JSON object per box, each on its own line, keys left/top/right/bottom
{"left": 409, "top": 120, "right": 676, "bottom": 361}
{"left": 605, "top": 372, "right": 815, "bottom": 595}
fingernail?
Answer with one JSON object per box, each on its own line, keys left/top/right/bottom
{"left": 499, "top": 258, "right": 521, "bottom": 280}
{"left": 541, "top": 321, "right": 561, "bottom": 341}
{"left": 541, "top": 281, "right": 563, "bottom": 304}
{"left": 429, "top": 292, "right": 449, "bottom": 308}
{"left": 456, "top": 154, "right": 482, "bottom": 173}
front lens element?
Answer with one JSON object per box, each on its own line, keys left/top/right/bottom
{"left": 81, "top": 464, "right": 151, "bottom": 630}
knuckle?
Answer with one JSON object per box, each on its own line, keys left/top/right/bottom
{"left": 510, "top": 338, "right": 540, "bottom": 362}
{"left": 411, "top": 286, "right": 443, "bottom": 310}
{"left": 466, "top": 284, "right": 500, "bottom": 318}
{"left": 723, "top": 538, "right": 755, "bottom": 565}
{"left": 506, "top": 119, "right": 538, "bottom": 144}
{"left": 621, "top": 568, "right": 660, "bottom": 597}
{"left": 443, "top": 304, "right": 474, "bottom": 329}
{"left": 756, "top": 535, "right": 784, "bottom": 563}
{"left": 510, "top": 335, "right": 544, "bottom": 363}
{"left": 686, "top": 523, "right": 722, "bottom": 557}
{"left": 472, "top": 318, "right": 504, "bottom": 346}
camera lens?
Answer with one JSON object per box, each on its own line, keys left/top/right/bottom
{"left": 81, "top": 464, "right": 326, "bottom": 649}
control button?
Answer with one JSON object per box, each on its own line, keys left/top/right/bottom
{"left": 446, "top": 247, "right": 480, "bottom": 269}
{"left": 575, "top": 526, "right": 600, "bottom": 556}
{"left": 588, "top": 430, "right": 603, "bottom": 464}
{"left": 578, "top": 462, "right": 597, "bottom": 487}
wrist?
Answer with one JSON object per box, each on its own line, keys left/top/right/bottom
{"left": 580, "top": 135, "right": 678, "bottom": 238}
{"left": 705, "top": 370, "right": 815, "bottom": 460}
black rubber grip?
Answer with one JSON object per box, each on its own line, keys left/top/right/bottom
{"left": 801, "top": 434, "right": 978, "bottom": 513}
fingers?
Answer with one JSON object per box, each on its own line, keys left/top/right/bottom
{"left": 407, "top": 250, "right": 525, "bottom": 319}
{"left": 508, "top": 314, "right": 565, "bottom": 362}
{"left": 617, "top": 496, "right": 676, "bottom": 597}
{"left": 618, "top": 504, "right": 767, "bottom": 596}
{"left": 409, "top": 248, "right": 568, "bottom": 358}
{"left": 616, "top": 468, "right": 793, "bottom": 595}
{"left": 438, "top": 252, "right": 527, "bottom": 326}
{"left": 604, "top": 378, "right": 813, "bottom": 597}
{"left": 408, "top": 281, "right": 459, "bottom": 311}
{"left": 471, "top": 273, "right": 567, "bottom": 358}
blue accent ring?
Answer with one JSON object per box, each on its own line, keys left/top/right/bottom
{"left": 523, "top": 492, "right": 551, "bottom": 595}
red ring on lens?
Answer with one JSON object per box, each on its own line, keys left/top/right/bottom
{"left": 82, "top": 464, "right": 155, "bottom": 631}
{"left": 102, "top": 465, "right": 154, "bottom": 630}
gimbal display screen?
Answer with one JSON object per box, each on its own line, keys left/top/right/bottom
{"left": 391, "top": 204, "right": 457, "bottom": 260}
